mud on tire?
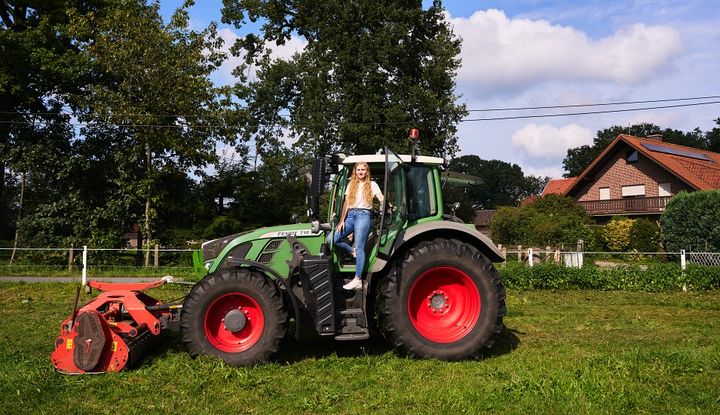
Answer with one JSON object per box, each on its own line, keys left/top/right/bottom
{"left": 181, "top": 268, "right": 287, "bottom": 366}
{"left": 377, "top": 238, "right": 506, "bottom": 359}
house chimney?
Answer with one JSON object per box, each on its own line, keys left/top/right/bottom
{"left": 646, "top": 134, "right": 663, "bottom": 142}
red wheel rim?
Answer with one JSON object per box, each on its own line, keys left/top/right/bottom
{"left": 204, "top": 292, "right": 264, "bottom": 353}
{"left": 407, "top": 266, "right": 481, "bottom": 343}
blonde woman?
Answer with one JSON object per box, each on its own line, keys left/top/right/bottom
{"left": 331, "top": 162, "right": 384, "bottom": 290}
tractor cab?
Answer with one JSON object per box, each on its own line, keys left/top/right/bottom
{"left": 312, "top": 149, "right": 446, "bottom": 273}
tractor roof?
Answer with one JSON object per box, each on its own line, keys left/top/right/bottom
{"left": 342, "top": 154, "right": 445, "bottom": 165}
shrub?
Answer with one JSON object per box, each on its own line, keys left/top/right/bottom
{"left": 498, "top": 262, "right": 720, "bottom": 291}
{"left": 490, "top": 194, "right": 593, "bottom": 247}
{"left": 628, "top": 218, "right": 660, "bottom": 252}
{"left": 602, "top": 217, "right": 634, "bottom": 251}
{"left": 661, "top": 190, "right": 720, "bottom": 251}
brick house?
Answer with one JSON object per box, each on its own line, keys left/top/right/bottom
{"left": 543, "top": 134, "right": 720, "bottom": 223}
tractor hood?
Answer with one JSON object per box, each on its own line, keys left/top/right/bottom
{"left": 200, "top": 223, "right": 323, "bottom": 272}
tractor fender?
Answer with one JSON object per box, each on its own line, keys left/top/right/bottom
{"left": 371, "top": 220, "right": 505, "bottom": 273}
{"left": 229, "top": 259, "right": 302, "bottom": 340}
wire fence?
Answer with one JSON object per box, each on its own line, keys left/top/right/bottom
{"left": 0, "top": 246, "right": 197, "bottom": 280}
{"left": 1, "top": 244, "right": 719, "bottom": 280}
{"left": 499, "top": 246, "right": 720, "bottom": 269}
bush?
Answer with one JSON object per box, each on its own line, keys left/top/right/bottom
{"left": 603, "top": 217, "right": 634, "bottom": 251}
{"left": 498, "top": 262, "right": 720, "bottom": 291}
{"left": 628, "top": 218, "right": 660, "bottom": 252}
{"left": 661, "top": 190, "right": 720, "bottom": 251}
{"left": 490, "top": 194, "right": 594, "bottom": 247}
{"left": 203, "top": 216, "right": 243, "bottom": 239}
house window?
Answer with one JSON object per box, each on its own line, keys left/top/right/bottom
{"left": 599, "top": 187, "right": 610, "bottom": 200}
{"left": 621, "top": 184, "right": 645, "bottom": 198}
{"left": 658, "top": 183, "right": 671, "bottom": 197}
{"left": 627, "top": 150, "right": 639, "bottom": 163}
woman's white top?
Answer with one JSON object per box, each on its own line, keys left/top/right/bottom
{"left": 345, "top": 180, "right": 382, "bottom": 210}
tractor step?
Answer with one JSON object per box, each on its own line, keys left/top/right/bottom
{"left": 335, "top": 307, "right": 368, "bottom": 340}
{"left": 335, "top": 333, "right": 370, "bottom": 341}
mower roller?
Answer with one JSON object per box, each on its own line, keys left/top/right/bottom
{"left": 51, "top": 277, "right": 181, "bottom": 374}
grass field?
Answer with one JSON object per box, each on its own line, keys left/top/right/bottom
{"left": 1, "top": 283, "right": 718, "bottom": 414}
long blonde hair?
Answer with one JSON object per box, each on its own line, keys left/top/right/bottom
{"left": 347, "top": 162, "right": 373, "bottom": 206}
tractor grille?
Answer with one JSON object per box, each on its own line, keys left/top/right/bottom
{"left": 258, "top": 253, "right": 274, "bottom": 264}
{"left": 257, "top": 239, "right": 283, "bottom": 264}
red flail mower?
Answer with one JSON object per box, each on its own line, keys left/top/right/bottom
{"left": 51, "top": 278, "right": 181, "bottom": 374}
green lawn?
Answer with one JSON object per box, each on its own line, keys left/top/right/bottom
{"left": 1, "top": 283, "right": 718, "bottom": 414}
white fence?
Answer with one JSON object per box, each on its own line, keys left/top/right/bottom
{"left": 498, "top": 245, "right": 718, "bottom": 270}
{"left": 0, "top": 246, "right": 196, "bottom": 280}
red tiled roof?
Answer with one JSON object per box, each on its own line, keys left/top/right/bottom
{"left": 621, "top": 135, "right": 720, "bottom": 190}
{"left": 563, "top": 134, "right": 720, "bottom": 196}
{"left": 542, "top": 177, "right": 576, "bottom": 195}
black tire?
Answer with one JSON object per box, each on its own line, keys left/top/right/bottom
{"left": 377, "top": 237, "right": 506, "bottom": 359}
{"left": 181, "top": 268, "right": 287, "bottom": 366}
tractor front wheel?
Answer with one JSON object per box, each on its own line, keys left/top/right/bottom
{"left": 377, "top": 238, "right": 506, "bottom": 359}
{"left": 181, "top": 268, "right": 287, "bottom": 366}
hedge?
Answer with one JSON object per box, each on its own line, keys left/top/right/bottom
{"left": 497, "top": 262, "right": 720, "bottom": 291}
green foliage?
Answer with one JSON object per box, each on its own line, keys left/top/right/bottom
{"left": 222, "top": 0, "right": 467, "bottom": 158}
{"left": 628, "top": 218, "right": 660, "bottom": 252}
{"left": 661, "top": 190, "right": 720, "bottom": 251}
{"left": 445, "top": 155, "right": 548, "bottom": 209}
{"left": 203, "top": 216, "right": 243, "bottom": 239}
{"left": 490, "top": 194, "right": 593, "bottom": 247}
{"left": 499, "top": 262, "right": 720, "bottom": 291}
{"left": 602, "top": 217, "right": 634, "bottom": 251}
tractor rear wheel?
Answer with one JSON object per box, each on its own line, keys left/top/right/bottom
{"left": 181, "top": 268, "right": 287, "bottom": 366}
{"left": 377, "top": 238, "right": 506, "bottom": 359}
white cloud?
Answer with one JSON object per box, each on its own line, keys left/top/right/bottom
{"left": 449, "top": 9, "right": 682, "bottom": 91}
{"left": 511, "top": 123, "right": 594, "bottom": 159}
{"left": 215, "top": 28, "right": 307, "bottom": 85}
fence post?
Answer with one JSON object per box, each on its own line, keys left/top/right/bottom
{"left": 680, "top": 249, "right": 686, "bottom": 271}
{"left": 517, "top": 245, "right": 522, "bottom": 262}
{"left": 501, "top": 246, "right": 507, "bottom": 267}
{"left": 577, "top": 239, "right": 584, "bottom": 268}
{"left": 154, "top": 243, "right": 159, "bottom": 270}
{"left": 82, "top": 245, "right": 88, "bottom": 286}
{"left": 68, "top": 244, "right": 74, "bottom": 273}
{"left": 528, "top": 248, "right": 534, "bottom": 267}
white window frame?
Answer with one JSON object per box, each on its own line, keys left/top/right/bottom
{"left": 599, "top": 187, "right": 610, "bottom": 200}
{"left": 621, "top": 184, "right": 645, "bottom": 197}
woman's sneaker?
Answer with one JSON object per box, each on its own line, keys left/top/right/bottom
{"left": 342, "top": 278, "right": 363, "bottom": 290}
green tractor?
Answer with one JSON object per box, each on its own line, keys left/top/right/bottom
{"left": 182, "top": 146, "right": 507, "bottom": 366}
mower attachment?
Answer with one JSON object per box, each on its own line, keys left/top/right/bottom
{"left": 51, "top": 278, "right": 180, "bottom": 374}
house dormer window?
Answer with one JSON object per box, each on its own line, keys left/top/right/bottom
{"left": 627, "top": 150, "right": 639, "bottom": 163}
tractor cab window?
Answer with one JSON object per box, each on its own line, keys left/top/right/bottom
{"left": 406, "top": 166, "right": 437, "bottom": 220}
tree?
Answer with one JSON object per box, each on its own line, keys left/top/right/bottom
{"left": 707, "top": 118, "right": 720, "bottom": 152}
{"left": 489, "top": 194, "right": 593, "bottom": 247}
{"left": 446, "top": 155, "right": 548, "bottom": 210}
{"left": 69, "top": 1, "right": 233, "bottom": 251}
{"left": 222, "top": 0, "right": 467, "bottom": 158}
{"left": 660, "top": 190, "right": 720, "bottom": 252}
{"left": 0, "top": 1, "right": 97, "bottom": 240}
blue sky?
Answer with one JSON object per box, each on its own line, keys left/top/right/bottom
{"left": 160, "top": 1, "right": 720, "bottom": 178}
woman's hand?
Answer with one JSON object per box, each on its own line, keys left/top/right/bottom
{"left": 336, "top": 221, "right": 344, "bottom": 233}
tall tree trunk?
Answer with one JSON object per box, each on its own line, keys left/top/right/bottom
{"left": 144, "top": 143, "right": 152, "bottom": 267}
{"left": 9, "top": 172, "right": 25, "bottom": 264}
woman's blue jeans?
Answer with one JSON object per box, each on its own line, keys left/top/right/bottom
{"left": 328, "top": 208, "right": 372, "bottom": 278}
